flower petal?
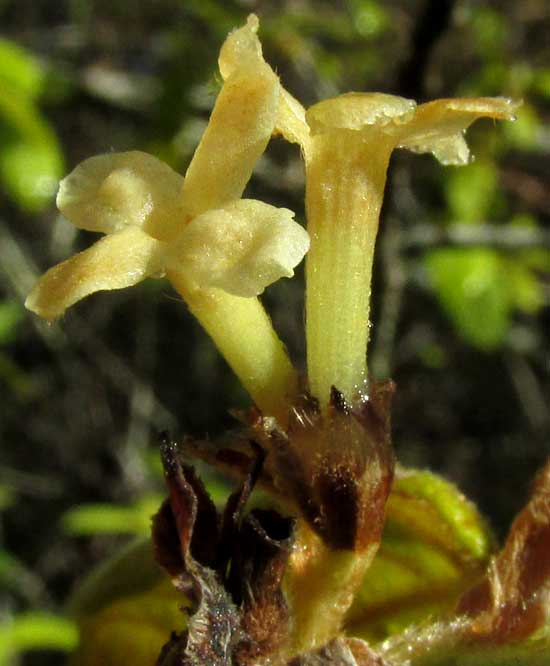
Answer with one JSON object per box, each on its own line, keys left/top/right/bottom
{"left": 25, "top": 227, "right": 167, "bottom": 320}
{"left": 182, "top": 18, "right": 280, "bottom": 218}
{"left": 398, "top": 97, "right": 521, "bottom": 165}
{"left": 306, "top": 92, "right": 416, "bottom": 135}
{"left": 57, "top": 151, "right": 184, "bottom": 240}
{"left": 275, "top": 88, "right": 311, "bottom": 152}
{"left": 168, "top": 199, "right": 309, "bottom": 297}
{"left": 218, "top": 14, "right": 264, "bottom": 80}
{"left": 220, "top": 15, "right": 310, "bottom": 152}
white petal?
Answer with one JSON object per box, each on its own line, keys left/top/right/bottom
{"left": 25, "top": 227, "right": 166, "bottom": 320}
{"left": 168, "top": 199, "right": 309, "bottom": 297}
{"left": 57, "top": 151, "right": 185, "bottom": 240}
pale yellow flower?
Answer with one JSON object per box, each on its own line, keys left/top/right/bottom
{"left": 25, "top": 16, "right": 309, "bottom": 420}
{"left": 300, "top": 93, "right": 519, "bottom": 405}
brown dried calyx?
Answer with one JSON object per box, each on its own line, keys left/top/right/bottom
{"left": 184, "top": 381, "right": 395, "bottom": 553}
{"left": 254, "top": 383, "right": 395, "bottom": 552}
{"left": 151, "top": 434, "right": 391, "bottom": 666}
{"left": 153, "top": 382, "right": 395, "bottom": 664}
{"left": 153, "top": 436, "right": 295, "bottom": 666}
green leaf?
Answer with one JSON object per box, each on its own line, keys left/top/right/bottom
{"left": 506, "top": 261, "right": 544, "bottom": 314}
{"left": 0, "top": 38, "right": 45, "bottom": 100}
{"left": 72, "top": 582, "right": 186, "bottom": 666}
{"left": 61, "top": 495, "right": 163, "bottom": 536}
{"left": 0, "top": 301, "right": 24, "bottom": 345}
{"left": 345, "top": 467, "right": 494, "bottom": 641}
{"left": 502, "top": 103, "right": 541, "bottom": 151}
{"left": 68, "top": 539, "right": 185, "bottom": 666}
{"left": 469, "top": 7, "right": 508, "bottom": 58}
{"left": 0, "top": 133, "right": 63, "bottom": 212}
{"left": 0, "top": 613, "right": 78, "bottom": 663}
{"left": 347, "top": 0, "right": 389, "bottom": 38}
{"left": 445, "top": 160, "right": 497, "bottom": 224}
{"left": 425, "top": 247, "right": 512, "bottom": 349}
{"left": 0, "top": 81, "right": 64, "bottom": 211}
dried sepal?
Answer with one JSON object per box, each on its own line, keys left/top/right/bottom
{"left": 57, "top": 151, "right": 185, "bottom": 239}
{"left": 457, "top": 460, "right": 550, "bottom": 642}
{"left": 252, "top": 383, "right": 395, "bottom": 551}
{"left": 169, "top": 200, "right": 309, "bottom": 297}
{"left": 153, "top": 436, "right": 295, "bottom": 666}
{"left": 25, "top": 226, "right": 166, "bottom": 320}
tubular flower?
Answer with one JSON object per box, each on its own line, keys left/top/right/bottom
{"left": 301, "top": 93, "right": 519, "bottom": 406}
{"left": 25, "top": 16, "right": 309, "bottom": 421}
{"left": 272, "top": 91, "right": 520, "bottom": 405}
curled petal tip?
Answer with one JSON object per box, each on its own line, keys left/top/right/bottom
{"left": 398, "top": 96, "right": 523, "bottom": 166}
{"left": 219, "top": 13, "right": 264, "bottom": 80}
{"left": 246, "top": 13, "right": 259, "bottom": 32}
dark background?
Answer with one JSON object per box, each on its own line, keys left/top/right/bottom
{"left": 0, "top": 0, "right": 548, "bottom": 663}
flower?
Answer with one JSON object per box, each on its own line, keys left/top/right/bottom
{"left": 164, "top": 17, "right": 517, "bottom": 408}
{"left": 300, "top": 93, "right": 520, "bottom": 405}
{"left": 25, "top": 16, "right": 310, "bottom": 420}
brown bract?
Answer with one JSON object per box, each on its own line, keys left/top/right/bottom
{"left": 457, "top": 460, "right": 550, "bottom": 643}
{"left": 251, "top": 383, "right": 395, "bottom": 552}
{"left": 153, "top": 436, "right": 295, "bottom": 666}
{"left": 370, "top": 459, "right": 550, "bottom": 665}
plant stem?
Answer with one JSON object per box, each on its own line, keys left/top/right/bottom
{"left": 286, "top": 524, "right": 378, "bottom": 655}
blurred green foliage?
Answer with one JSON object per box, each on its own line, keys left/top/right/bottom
{"left": 0, "top": 1, "right": 548, "bottom": 664}
{"left": 0, "top": 38, "right": 65, "bottom": 212}
{"left": 61, "top": 495, "right": 163, "bottom": 537}
{"left": 0, "top": 613, "right": 77, "bottom": 664}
